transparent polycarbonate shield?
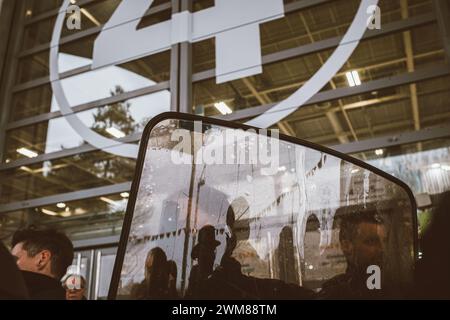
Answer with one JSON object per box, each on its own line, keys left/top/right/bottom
{"left": 110, "top": 114, "right": 417, "bottom": 300}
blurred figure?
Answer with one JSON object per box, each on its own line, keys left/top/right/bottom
{"left": 11, "top": 228, "right": 74, "bottom": 300}
{"left": 61, "top": 272, "right": 87, "bottom": 300}
{"left": 276, "top": 226, "right": 300, "bottom": 285}
{"left": 414, "top": 191, "right": 450, "bottom": 299}
{"left": 185, "top": 225, "right": 220, "bottom": 298}
{"left": 199, "top": 204, "right": 314, "bottom": 300}
{"left": 0, "top": 242, "right": 29, "bottom": 299}
{"left": 318, "top": 210, "right": 386, "bottom": 299}
{"left": 131, "top": 247, "right": 170, "bottom": 299}
{"left": 167, "top": 260, "right": 179, "bottom": 299}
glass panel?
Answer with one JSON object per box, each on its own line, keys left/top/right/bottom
{"left": 352, "top": 139, "right": 450, "bottom": 196}
{"left": 114, "top": 117, "right": 416, "bottom": 299}
{"left": 21, "top": 0, "right": 171, "bottom": 51}
{"left": 22, "top": 0, "right": 63, "bottom": 19}
{"left": 12, "top": 48, "right": 170, "bottom": 121}
{"left": 10, "top": 84, "right": 53, "bottom": 121}
{"left": 5, "top": 90, "right": 170, "bottom": 161}
{"left": 0, "top": 153, "right": 135, "bottom": 204}
{"left": 193, "top": 22, "right": 445, "bottom": 118}
{"left": 0, "top": 211, "right": 28, "bottom": 244}
{"left": 96, "top": 250, "right": 117, "bottom": 299}
{"left": 192, "top": 0, "right": 434, "bottom": 74}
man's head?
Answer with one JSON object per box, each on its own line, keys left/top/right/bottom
{"left": 338, "top": 210, "right": 385, "bottom": 273}
{"left": 11, "top": 229, "right": 74, "bottom": 279}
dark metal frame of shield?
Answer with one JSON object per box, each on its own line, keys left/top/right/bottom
{"left": 108, "top": 112, "right": 418, "bottom": 299}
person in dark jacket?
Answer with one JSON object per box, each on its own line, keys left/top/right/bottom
{"left": 0, "top": 242, "right": 29, "bottom": 299}
{"left": 414, "top": 191, "right": 450, "bottom": 299}
{"left": 318, "top": 210, "right": 386, "bottom": 299}
{"left": 10, "top": 228, "right": 74, "bottom": 300}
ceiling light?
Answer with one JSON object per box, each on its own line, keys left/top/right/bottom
{"left": 351, "top": 70, "right": 361, "bottom": 86}
{"left": 120, "top": 192, "right": 130, "bottom": 198}
{"left": 375, "top": 149, "right": 384, "bottom": 156}
{"left": 431, "top": 163, "right": 441, "bottom": 169}
{"left": 106, "top": 127, "right": 126, "bottom": 138}
{"left": 278, "top": 166, "right": 287, "bottom": 172}
{"left": 100, "top": 197, "right": 116, "bottom": 205}
{"left": 42, "top": 209, "right": 58, "bottom": 216}
{"left": 442, "top": 165, "right": 450, "bottom": 171}
{"left": 351, "top": 169, "right": 360, "bottom": 174}
{"left": 56, "top": 202, "right": 66, "bottom": 209}
{"left": 17, "top": 147, "right": 38, "bottom": 158}
{"left": 214, "top": 102, "right": 232, "bottom": 115}
{"left": 81, "top": 8, "right": 101, "bottom": 26}
{"left": 345, "top": 70, "right": 361, "bottom": 87}
{"left": 25, "top": 9, "right": 32, "bottom": 17}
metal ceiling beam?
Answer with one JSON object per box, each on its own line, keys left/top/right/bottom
{"left": 333, "top": 123, "right": 450, "bottom": 154}
{"left": 219, "top": 64, "right": 450, "bottom": 122}
{"left": 241, "top": 77, "right": 296, "bottom": 136}
{"left": 401, "top": 0, "right": 421, "bottom": 131}
{"left": 0, "top": 132, "right": 141, "bottom": 172}
{"left": 247, "top": 50, "right": 442, "bottom": 98}
{"left": 312, "top": 110, "right": 450, "bottom": 145}
{"left": 298, "top": 10, "right": 351, "bottom": 143}
{"left": 433, "top": 0, "right": 450, "bottom": 62}
{"left": 0, "top": 182, "right": 132, "bottom": 214}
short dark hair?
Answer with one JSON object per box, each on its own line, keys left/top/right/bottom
{"left": 12, "top": 228, "right": 74, "bottom": 279}
{"left": 338, "top": 209, "right": 383, "bottom": 243}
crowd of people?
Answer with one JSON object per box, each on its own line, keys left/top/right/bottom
{"left": 1, "top": 191, "right": 449, "bottom": 300}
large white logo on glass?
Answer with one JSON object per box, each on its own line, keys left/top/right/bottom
{"left": 50, "top": 0, "right": 378, "bottom": 159}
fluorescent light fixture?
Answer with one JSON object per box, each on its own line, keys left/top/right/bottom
{"left": 214, "top": 102, "right": 232, "bottom": 115}
{"left": 120, "top": 192, "right": 130, "bottom": 198}
{"left": 351, "top": 70, "right": 361, "bottom": 86}
{"left": 431, "top": 163, "right": 441, "bottom": 169}
{"left": 442, "top": 165, "right": 450, "bottom": 171}
{"left": 375, "top": 149, "right": 384, "bottom": 156}
{"left": 100, "top": 197, "right": 116, "bottom": 205}
{"left": 278, "top": 166, "right": 287, "bottom": 172}
{"left": 56, "top": 202, "right": 66, "bottom": 209}
{"left": 106, "top": 127, "right": 126, "bottom": 138}
{"left": 351, "top": 169, "right": 360, "bottom": 174}
{"left": 81, "top": 8, "right": 101, "bottom": 26}
{"left": 345, "top": 70, "right": 361, "bottom": 87}
{"left": 345, "top": 72, "right": 355, "bottom": 87}
{"left": 42, "top": 209, "right": 58, "bottom": 216}
{"left": 17, "top": 147, "right": 38, "bottom": 158}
